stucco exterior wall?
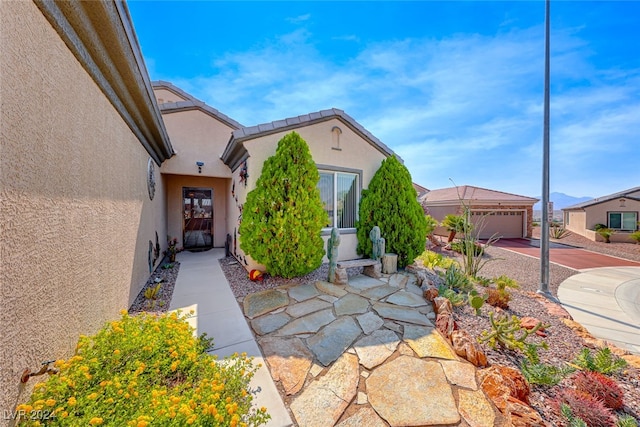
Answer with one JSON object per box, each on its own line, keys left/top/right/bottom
{"left": 154, "top": 88, "right": 188, "bottom": 104}
{"left": 565, "top": 211, "right": 587, "bottom": 236}
{"left": 1, "top": 1, "right": 166, "bottom": 414}
{"left": 164, "top": 175, "right": 229, "bottom": 248}
{"left": 231, "top": 121, "right": 390, "bottom": 271}
{"left": 159, "top": 109, "right": 234, "bottom": 178}
{"left": 565, "top": 196, "right": 639, "bottom": 242}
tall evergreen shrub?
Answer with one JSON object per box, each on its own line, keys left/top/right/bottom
{"left": 356, "top": 155, "right": 427, "bottom": 267}
{"left": 239, "top": 132, "right": 327, "bottom": 278}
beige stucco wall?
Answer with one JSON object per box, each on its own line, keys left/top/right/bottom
{"left": 231, "top": 120, "right": 390, "bottom": 271}
{"left": 158, "top": 108, "right": 234, "bottom": 178}
{"left": 164, "top": 174, "right": 229, "bottom": 248}
{"left": 565, "top": 211, "right": 587, "bottom": 236}
{"left": 1, "top": 1, "right": 166, "bottom": 414}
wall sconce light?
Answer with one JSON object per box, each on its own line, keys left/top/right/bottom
{"left": 619, "top": 198, "right": 626, "bottom": 207}
{"left": 196, "top": 161, "right": 204, "bottom": 174}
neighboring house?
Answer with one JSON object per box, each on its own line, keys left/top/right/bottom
{"left": 2, "top": 0, "right": 402, "bottom": 410}
{"left": 562, "top": 187, "right": 640, "bottom": 243}
{"left": 420, "top": 185, "right": 538, "bottom": 239}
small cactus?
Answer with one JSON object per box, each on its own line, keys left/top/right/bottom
{"left": 555, "top": 388, "right": 615, "bottom": 427}
{"left": 478, "top": 312, "right": 548, "bottom": 352}
{"left": 369, "top": 226, "right": 386, "bottom": 261}
{"left": 327, "top": 227, "right": 340, "bottom": 283}
{"left": 572, "top": 371, "right": 624, "bottom": 410}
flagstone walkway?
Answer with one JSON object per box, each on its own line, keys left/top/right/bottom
{"left": 242, "top": 272, "right": 504, "bottom": 427}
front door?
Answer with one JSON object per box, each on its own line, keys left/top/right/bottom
{"left": 182, "top": 187, "right": 213, "bottom": 250}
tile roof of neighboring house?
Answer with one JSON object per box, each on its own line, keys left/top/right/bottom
{"left": 221, "top": 108, "right": 398, "bottom": 171}
{"left": 151, "top": 81, "right": 244, "bottom": 130}
{"left": 563, "top": 186, "right": 640, "bottom": 210}
{"left": 413, "top": 183, "right": 430, "bottom": 198}
{"left": 420, "top": 185, "right": 538, "bottom": 205}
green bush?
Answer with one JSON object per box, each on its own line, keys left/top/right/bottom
{"left": 356, "top": 156, "right": 427, "bottom": 267}
{"left": 16, "top": 311, "right": 269, "bottom": 426}
{"left": 441, "top": 214, "right": 467, "bottom": 243}
{"left": 629, "top": 231, "right": 640, "bottom": 244}
{"left": 239, "top": 132, "right": 327, "bottom": 278}
{"left": 415, "top": 250, "right": 457, "bottom": 270}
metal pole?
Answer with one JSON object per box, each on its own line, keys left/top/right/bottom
{"left": 539, "top": 0, "right": 553, "bottom": 299}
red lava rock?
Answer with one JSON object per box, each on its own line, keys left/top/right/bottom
{"left": 423, "top": 287, "right": 439, "bottom": 302}
{"left": 451, "top": 330, "right": 488, "bottom": 367}
{"left": 433, "top": 296, "right": 453, "bottom": 315}
{"left": 479, "top": 365, "right": 530, "bottom": 409}
{"left": 436, "top": 312, "right": 457, "bottom": 340}
{"left": 507, "top": 396, "right": 545, "bottom": 427}
{"left": 520, "top": 317, "right": 544, "bottom": 331}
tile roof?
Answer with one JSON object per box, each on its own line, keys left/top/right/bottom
{"left": 563, "top": 186, "right": 640, "bottom": 210}
{"left": 421, "top": 185, "right": 538, "bottom": 204}
{"left": 222, "top": 108, "right": 398, "bottom": 170}
{"left": 151, "top": 81, "right": 244, "bottom": 130}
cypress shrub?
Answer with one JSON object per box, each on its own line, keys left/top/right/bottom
{"left": 356, "top": 155, "right": 427, "bottom": 267}
{"left": 239, "top": 132, "right": 327, "bottom": 278}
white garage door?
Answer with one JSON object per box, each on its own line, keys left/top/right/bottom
{"left": 471, "top": 211, "right": 523, "bottom": 239}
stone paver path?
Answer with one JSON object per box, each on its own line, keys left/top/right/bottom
{"left": 243, "top": 272, "right": 503, "bottom": 427}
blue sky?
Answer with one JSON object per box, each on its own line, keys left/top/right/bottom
{"left": 128, "top": 1, "right": 639, "bottom": 198}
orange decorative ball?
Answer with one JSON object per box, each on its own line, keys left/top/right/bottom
{"left": 249, "top": 269, "right": 264, "bottom": 282}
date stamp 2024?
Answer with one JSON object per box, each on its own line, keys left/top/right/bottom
{"left": 2, "top": 409, "right": 56, "bottom": 421}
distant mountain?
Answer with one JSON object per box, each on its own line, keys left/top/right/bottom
{"left": 533, "top": 192, "right": 593, "bottom": 210}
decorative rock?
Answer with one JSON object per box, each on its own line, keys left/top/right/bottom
{"left": 451, "top": 330, "right": 488, "bottom": 367}
{"left": 334, "top": 293, "right": 370, "bottom": 316}
{"left": 386, "top": 290, "right": 427, "bottom": 307}
{"left": 403, "top": 324, "right": 458, "bottom": 360}
{"left": 405, "top": 282, "right": 423, "bottom": 296}
{"left": 286, "top": 298, "right": 331, "bottom": 318}
{"left": 440, "top": 360, "right": 478, "bottom": 390}
{"left": 309, "top": 363, "right": 324, "bottom": 377}
{"left": 243, "top": 289, "right": 289, "bottom": 319}
{"left": 388, "top": 273, "right": 408, "bottom": 288}
{"left": 307, "top": 317, "right": 362, "bottom": 366}
{"left": 353, "top": 329, "right": 400, "bottom": 369}
{"left": 356, "top": 391, "right": 368, "bottom": 405}
{"left": 317, "top": 294, "right": 338, "bottom": 303}
{"left": 436, "top": 311, "right": 457, "bottom": 340}
{"left": 315, "top": 280, "right": 347, "bottom": 297}
{"left": 433, "top": 296, "right": 453, "bottom": 315}
{"left": 367, "top": 356, "right": 460, "bottom": 426}
{"left": 334, "top": 267, "right": 349, "bottom": 286}
{"left": 259, "top": 337, "right": 313, "bottom": 395}
{"left": 288, "top": 284, "right": 320, "bottom": 302}
{"left": 347, "top": 275, "right": 384, "bottom": 290}
{"left": 360, "top": 285, "right": 398, "bottom": 301}
{"left": 276, "top": 309, "right": 335, "bottom": 336}
{"left": 384, "top": 321, "right": 402, "bottom": 333}
{"left": 251, "top": 312, "right": 291, "bottom": 335}
{"left": 478, "top": 365, "right": 531, "bottom": 412}
{"left": 382, "top": 253, "right": 398, "bottom": 274}
{"left": 356, "top": 311, "right": 384, "bottom": 335}
{"left": 423, "top": 287, "right": 439, "bottom": 302}
{"left": 373, "top": 302, "right": 433, "bottom": 326}
{"left": 520, "top": 316, "right": 543, "bottom": 330}
{"left": 363, "top": 262, "right": 382, "bottom": 279}
{"left": 507, "top": 397, "right": 545, "bottom": 427}
{"left": 458, "top": 389, "right": 497, "bottom": 427}
{"left": 336, "top": 407, "right": 386, "bottom": 427}
{"left": 290, "top": 353, "right": 359, "bottom": 427}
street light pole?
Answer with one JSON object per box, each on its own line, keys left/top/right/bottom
{"left": 539, "top": 0, "right": 553, "bottom": 299}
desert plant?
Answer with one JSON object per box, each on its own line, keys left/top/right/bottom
{"left": 571, "top": 347, "right": 628, "bottom": 375}
{"left": 572, "top": 371, "right": 624, "bottom": 409}
{"left": 415, "top": 250, "right": 457, "bottom": 270}
{"left": 468, "top": 290, "right": 486, "bottom": 315}
{"left": 144, "top": 282, "right": 162, "bottom": 308}
{"left": 437, "top": 285, "right": 466, "bottom": 306}
{"left": 550, "top": 224, "right": 571, "bottom": 239}
{"left": 630, "top": 230, "right": 640, "bottom": 244}
{"left": 559, "top": 404, "right": 589, "bottom": 427}
{"left": 596, "top": 227, "right": 615, "bottom": 243}
{"left": 594, "top": 223, "right": 608, "bottom": 231}
{"left": 442, "top": 214, "right": 466, "bottom": 243}
{"left": 440, "top": 264, "right": 473, "bottom": 293}
{"left": 15, "top": 311, "right": 270, "bottom": 426}
{"left": 617, "top": 415, "right": 639, "bottom": 427}
{"left": 555, "top": 388, "right": 616, "bottom": 427}
{"left": 493, "top": 274, "right": 519, "bottom": 291}
{"left": 424, "top": 214, "right": 439, "bottom": 237}
{"left": 479, "top": 312, "right": 548, "bottom": 352}
{"left": 356, "top": 155, "right": 427, "bottom": 268}
{"left": 520, "top": 344, "right": 575, "bottom": 386}
{"left": 240, "top": 132, "right": 327, "bottom": 278}
{"left": 486, "top": 288, "right": 511, "bottom": 309}
{"left": 450, "top": 241, "right": 484, "bottom": 256}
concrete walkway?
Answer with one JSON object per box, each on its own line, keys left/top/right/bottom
{"left": 169, "top": 249, "right": 293, "bottom": 427}
{"left": 558, "top": 267, "right": 640, "bottom": 355}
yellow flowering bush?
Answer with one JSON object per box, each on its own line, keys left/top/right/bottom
{"left": 17, "top": 311, "right": 270, "bottom": 426}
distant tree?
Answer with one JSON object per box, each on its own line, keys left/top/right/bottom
{"left": 356, "top": 156, "right": 428, "bottom": 267}
{"left": 239, "top": 132, "right": 327, "bottom": 278}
